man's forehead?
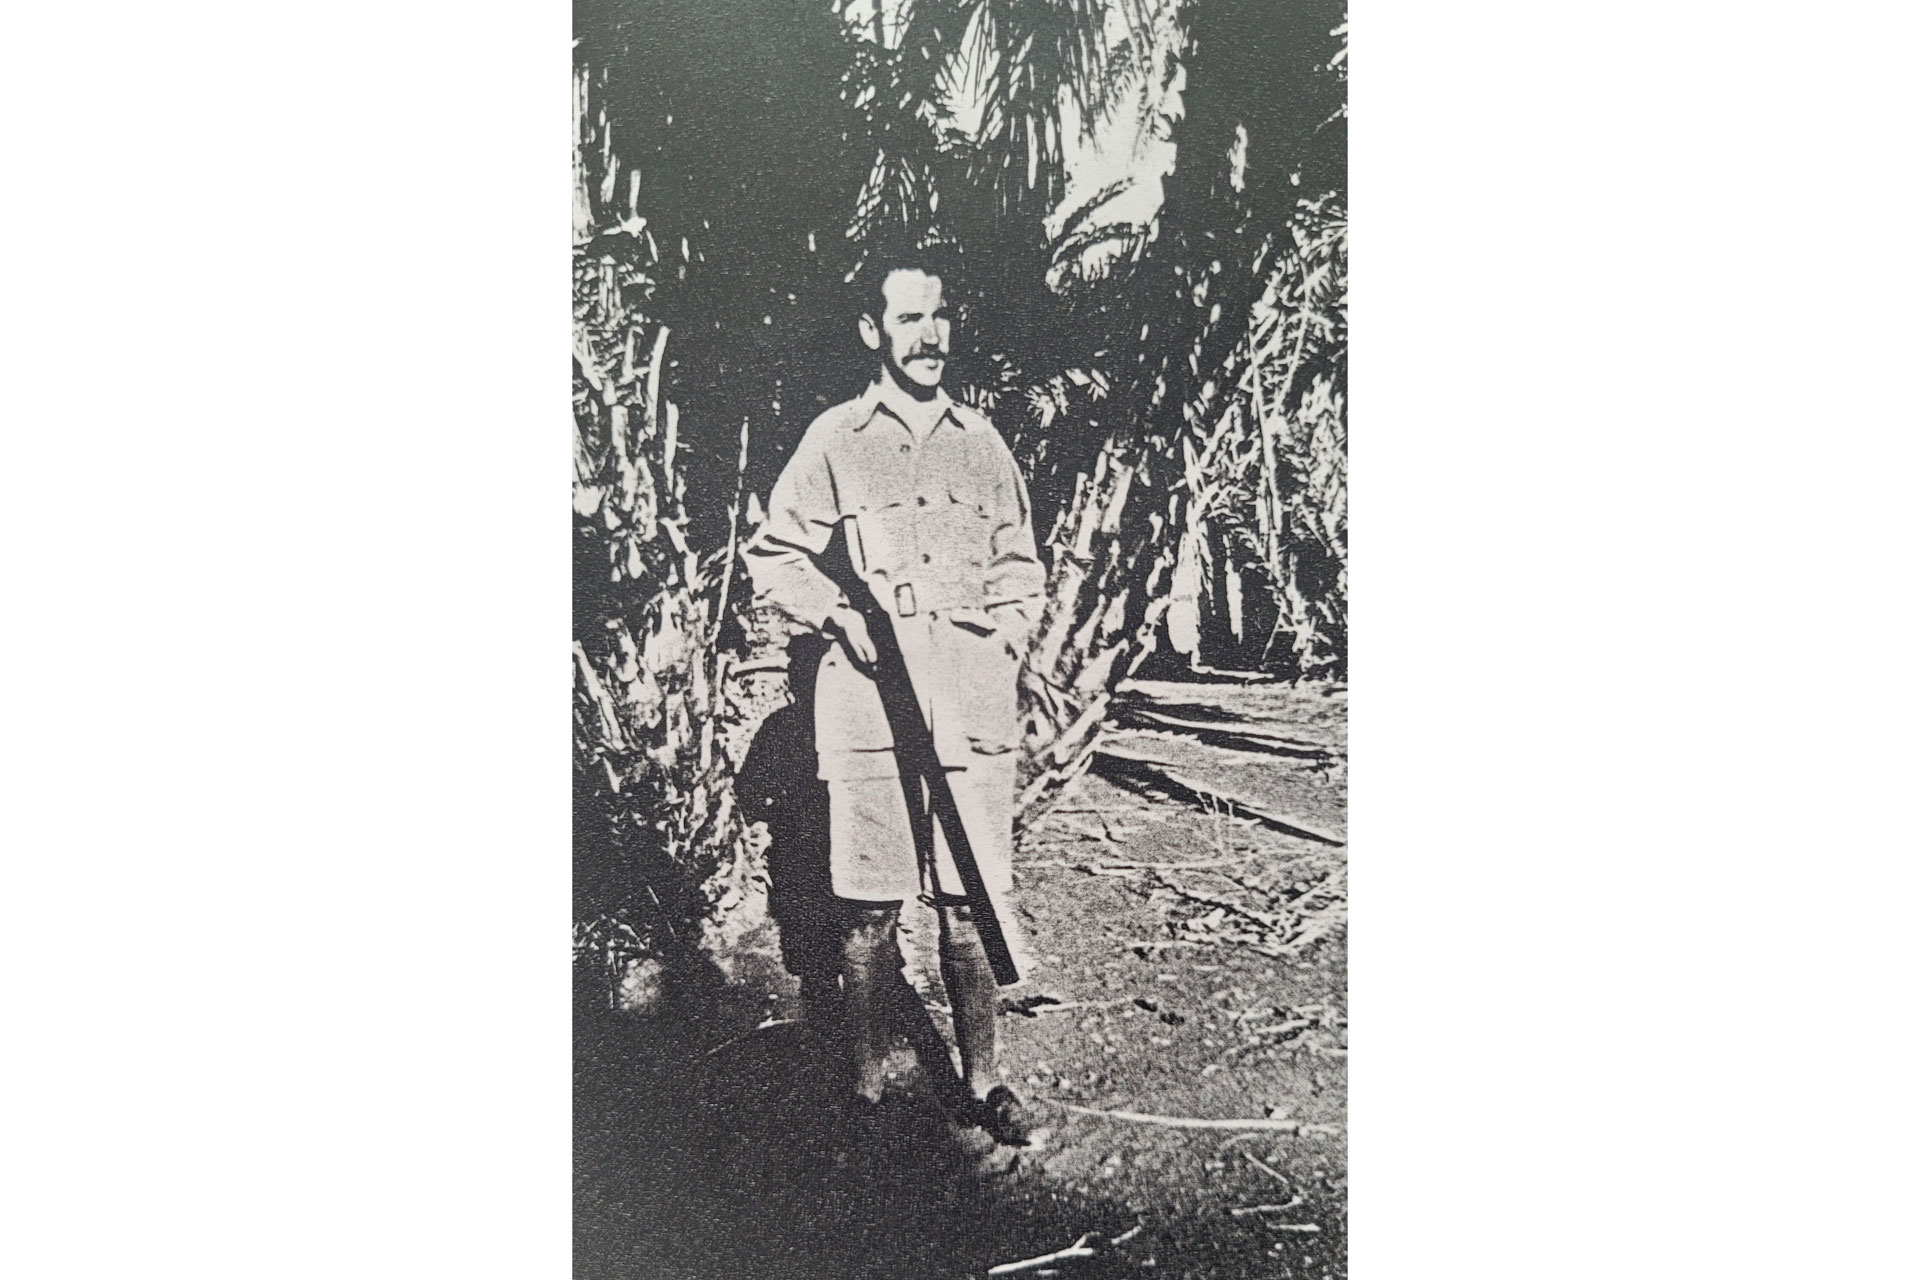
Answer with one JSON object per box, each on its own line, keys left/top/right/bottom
{"left": 880, "top": 268, "right": 943, "bottom": 308}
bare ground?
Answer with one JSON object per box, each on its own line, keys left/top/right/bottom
{"left": 575, "top": 678, "right": 1347, "bottom": 1279}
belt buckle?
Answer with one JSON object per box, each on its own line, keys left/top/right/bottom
{"left": 894, "top": 583, "right": 917, "bottom": 617}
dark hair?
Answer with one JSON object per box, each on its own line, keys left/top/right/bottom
{"left": 856, "top": 237, "right": 962, "bottom": 321}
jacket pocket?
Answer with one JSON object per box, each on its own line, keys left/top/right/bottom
{"left": 941, "top": 486, "right": 995, "bottom": 573}
{"left": 814, "top": 643, "right": 894, "bottom": 752}
{"left": 940, "top": 618, "right": 1020, "bottom": 754}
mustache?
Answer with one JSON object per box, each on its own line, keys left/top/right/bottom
{"left": 906, "top": 349, "right": 945, "bottom": 360}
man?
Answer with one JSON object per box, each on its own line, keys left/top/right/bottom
{"left": 744, "top": 247, "right": 1043, "bottom": 1155}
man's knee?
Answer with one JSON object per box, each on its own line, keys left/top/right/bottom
{"left": 935, "top": 899, "right": 978, "bottom": 933}
{"left": 936, "top": 902, "right": 990, "bottom": 967}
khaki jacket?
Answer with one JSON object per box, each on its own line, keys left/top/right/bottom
{"left": 746, "top": 382, "right": 1045, "bottom": 776}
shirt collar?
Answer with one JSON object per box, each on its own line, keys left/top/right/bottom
{"left": 855, "top": 378, "right": 964, "bottom": 435}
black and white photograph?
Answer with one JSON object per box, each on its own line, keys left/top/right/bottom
{"left": 12, "top": 3, "right": 1917, "bottom": 1278}
{"left": 571, "top": 2, "right": 1348, "bottom": 1275}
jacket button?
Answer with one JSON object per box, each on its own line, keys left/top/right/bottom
{"left": 899, "top": 443, "right": 911, "bottom": 453}
{"left": 921, "top": 554, "right": 931, "bottom": 564}
{"left": 916, "top": 495, "right": 928, "bottom": 506}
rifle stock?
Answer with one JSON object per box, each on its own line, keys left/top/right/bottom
{"left": 816, "top": 518, "right": 1021, "bottom": 986}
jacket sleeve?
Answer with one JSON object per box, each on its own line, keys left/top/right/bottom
{"left": 744, "top": 418, "right": 848, "bottom": 631}
{"left": 983, "top": 443, "right": 1046, "bottom": 649}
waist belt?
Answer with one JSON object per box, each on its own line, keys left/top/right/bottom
{"left": 867, "top": 579, "right": 980, "bottom": 620}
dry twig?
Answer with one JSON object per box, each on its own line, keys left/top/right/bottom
{"left": 1062, "top": 1105, "right": 1304, "bottom": 1132}
{"left": 1244, "top": 1152, "right": 1289, "bottom": 1185}
{"left": 701, "top": 1018, "right": 799, "bottom": 1057}
{"left": 985, "top": 1225, "right": 1144, "bottom": 1275}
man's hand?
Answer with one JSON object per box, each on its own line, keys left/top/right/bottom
{"left": 826, "top": 605, "right": 878, "bottom": 671}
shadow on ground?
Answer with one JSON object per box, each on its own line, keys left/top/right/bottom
{"left": 574, "top": 971, "right": 1143, "bottom": 1280}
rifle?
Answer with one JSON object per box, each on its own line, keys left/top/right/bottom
{"left": 815, "top": 517, "right": 1021, "bottom": 986}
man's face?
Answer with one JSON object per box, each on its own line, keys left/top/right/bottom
{"left": 863, "top": 268, "right": 950, "bottom": 391}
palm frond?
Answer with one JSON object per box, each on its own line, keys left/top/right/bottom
{"left": 966, "top": 0, "right": 1137, "bottom": 214}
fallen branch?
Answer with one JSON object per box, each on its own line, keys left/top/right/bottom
{"left": 987, "top": 1226, "right": 1139, "bottom": 1276}
{"left": 1144, "top": 664, "right": 1281, "bottom": 684}
{"left": 1154, "top": 881, "right": 1286, "bottom": 933}
{"left": 1033, "top": 999, "right": 1132, "bottom": 1014}
{"left": 1062, "top": 1105, "right": 1303, "bottom": 1132}
{"left": 1019, "top": 856, "right": 1258, "bottom": 876}
{"left": 986, "top": 1239, "right": 1097, "bottom": 1276}
{"left": 1244, "top": 1153, "right": 1289, "bottom": 1185}
{"left": 1091, "top": 750, "right": 1345, "bottom": 846}
{"left": 1250, "top": 1018, "right": 1315, "bottom": 1039}
{"left": 998, "top": 994, "right": 1132, "bottom": 1016}
{"left": 1030, "top": 812, "right": 1125, "bottom": 846}
{"left": 1109, "top": 709, "right": 1342, "bottom": 760}
{"left": 1264, "top": 1223, "right": 1322, "bottom": 1233}
{"left": 1229, "top": 1199, "right": 1305, "bottom": 1217}
{"left": 1095, "top": 855, "right": 1260, "bottom": 871}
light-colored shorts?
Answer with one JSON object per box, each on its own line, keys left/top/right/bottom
{"left": 825, "top": 753, "right": 1017, "bottom": 905}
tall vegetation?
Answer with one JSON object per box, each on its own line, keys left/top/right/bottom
{"left": 572, "top": 0, "right": 1347, "bottom": 981}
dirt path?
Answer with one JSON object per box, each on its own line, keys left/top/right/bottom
{"left": 575, "top": 677, "right": 1347, "bottom": 1279}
